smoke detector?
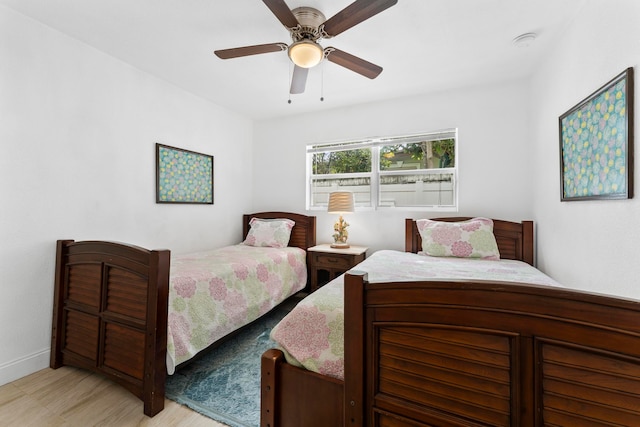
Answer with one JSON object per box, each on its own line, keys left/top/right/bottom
{"left": 513, "top": 33, "right": 537, "bottom": 48}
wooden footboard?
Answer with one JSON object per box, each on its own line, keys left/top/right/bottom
{"left": 51, "top": 240, "right": 170, "bottom": 417}
{"left": 344, "top": 271, "right": 640, "bottom": 426}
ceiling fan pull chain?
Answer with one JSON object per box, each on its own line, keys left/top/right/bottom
{"left": 288, "top": 62, "right": 292, "bottom": 104}
{"left": 320, "top": 60, "right": 325, "bottom": 102}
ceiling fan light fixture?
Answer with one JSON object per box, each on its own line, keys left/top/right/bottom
{"left": 288, "top": 40, "right": 323, "bottom": 68}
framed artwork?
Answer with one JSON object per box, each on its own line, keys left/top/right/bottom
{"left": 559, "top": 67, "right": 634, "bottom": 201}
{"left": 156, "top": 143, "right": 214, "bottom": 204}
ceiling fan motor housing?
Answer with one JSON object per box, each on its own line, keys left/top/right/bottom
{"left": 290, "top": 7, "right": 326, "bottom": 42}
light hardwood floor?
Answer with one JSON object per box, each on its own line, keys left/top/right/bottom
{"left": 0, "top": 366, "right": 229, "bottom": 426}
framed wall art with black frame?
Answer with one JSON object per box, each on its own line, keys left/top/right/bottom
{"left": 559, "top": 67, "right": 634, "bottom": 201}
{"left": 156, "top": 143, "right": 214, "bottom": 204}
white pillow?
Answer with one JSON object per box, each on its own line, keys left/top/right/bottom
{"left": 416, "top": 217, "right": 500, "bottom": 260}
{"left": 242, "top": 218, "right": 295, "bottom": 248}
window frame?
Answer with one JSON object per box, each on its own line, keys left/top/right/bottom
{"left": 306, "top": 129, "right": 458, "bottom": 212}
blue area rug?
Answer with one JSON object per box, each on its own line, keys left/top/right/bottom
{"left": 165, "top": 296, "right": 301, "bottom": 427}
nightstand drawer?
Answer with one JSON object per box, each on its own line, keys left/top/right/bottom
{"left": 314, "top": 253, "right": 352, "bottom": 269}
{"left": 307, "top": 244, "right": 368, "bottom": 292}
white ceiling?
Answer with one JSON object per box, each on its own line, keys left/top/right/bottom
{"left": 2, "top": 0, "right": 589, "bottom": 120}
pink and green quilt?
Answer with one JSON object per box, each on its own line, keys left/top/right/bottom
{"left": 270, "top": 249, "right": 560, "bottom": 380}
{"left": 166, "top": 244, "right": 307, "bottom": 374}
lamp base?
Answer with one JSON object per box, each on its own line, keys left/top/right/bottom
{"left": 330, "top": 242, "right": 350, "bottom": 249}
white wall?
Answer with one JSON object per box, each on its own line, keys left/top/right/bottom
{"left": 530, "top": 0, "right": 640, "bottom": 299}
{"left": 6, "top": 0, "right": 638, "bottom": 390}
{"left": 253, "top": 80, "right": 533, "bottom": 253}
{"left": 0, "top": 6, "right": 253, "bottom": 385}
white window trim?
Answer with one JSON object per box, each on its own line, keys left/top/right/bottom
{"left": 306, "top": 129, "right": 458, "bottom": 212}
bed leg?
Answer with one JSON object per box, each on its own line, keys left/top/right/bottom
{"left": 261, "top": 349, "right": 283, "bottom": 427}
{"left": 143, "top": 393, "right": 164, "bottom": 417}
{"left": 143, "top": 248, "right": 170, "bottom": 417}
{"left": 344, "top": 271, "right": 366, "bottom": 426}
{"left": 50, "top": 239, "right": 74, "bottom": 369}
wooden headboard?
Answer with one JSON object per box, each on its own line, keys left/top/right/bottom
{"left": 242, "top": 212, "right": 316, "bottom": 250}
{"left": 405, "top": 217, "right": 534, "bottom": 265}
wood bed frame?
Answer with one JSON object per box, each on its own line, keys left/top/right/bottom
{"left": 261, "top": 218, "right": 640, "bottom": 426}
{"left": 50, "top": 211, "right": 316, "bottom": 417}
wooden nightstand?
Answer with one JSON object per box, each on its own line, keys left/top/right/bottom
{"left": 308, "top": 244, "right": 368, "bottom": 292}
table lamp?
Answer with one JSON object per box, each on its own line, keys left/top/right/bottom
{"left": 327, "top": 191, "right": 355, "bottom": 248}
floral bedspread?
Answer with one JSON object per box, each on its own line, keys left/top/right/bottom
{"left": 166, "top": 244, "right": 307, "bottom": 374}
{"left": 270, "top": 249, "right": 561, "bottom": 380}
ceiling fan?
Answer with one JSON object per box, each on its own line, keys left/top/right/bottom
{"left": 214, "top": 0, "right": 398, "bottom": 95}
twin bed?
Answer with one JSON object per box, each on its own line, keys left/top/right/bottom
{"left": 261, "top": 218, "right": 640, "bottom": 426}
{"left": 50, "top": 211, "right": 316, "bottom": 417}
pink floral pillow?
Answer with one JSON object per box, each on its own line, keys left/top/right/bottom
{"left": 416, "top": 217, "right": 500, "bottom": 260}
{"left": 242, "top": 218, "right": 295, "bottom": 248}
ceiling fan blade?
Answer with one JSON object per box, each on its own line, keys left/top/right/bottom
{"left": 262, "top": 0, "right": 299, "bottom": 28}
{"left": 290, "top": 66, "right": 309, "bottom": 94}
{"left": 214, "top": 43, "right": 287, "bottom": 59}
{"left": 322, "top": 0, "right": 398, "bottom": 37}
{"left": 325, "top": 48, "right": 382, "bottom": 79}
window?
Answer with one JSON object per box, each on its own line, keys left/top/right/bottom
{"left": 307, "top": 129, "right": 457, "bottom": 210}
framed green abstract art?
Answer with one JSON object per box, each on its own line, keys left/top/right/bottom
{"left": 559, "top": 67, "right": 634, "bottom": 201}
{"left": 156, "top": 143, "right": 214, "bottom": 204}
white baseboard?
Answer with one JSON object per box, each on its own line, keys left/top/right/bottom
{"left": 0, "top": 349, "right": 50, "bottom": 387}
